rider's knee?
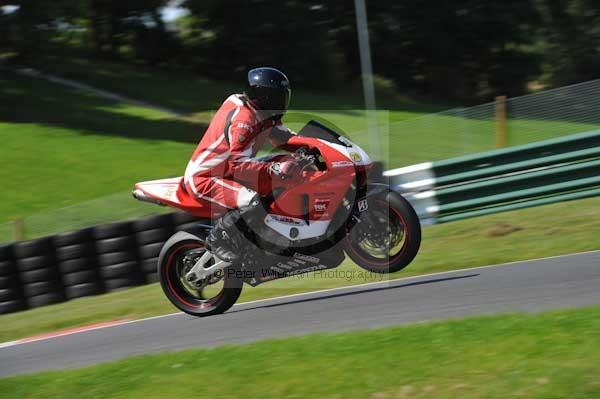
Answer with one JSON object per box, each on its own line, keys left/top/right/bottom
{"left": 237, "top": 187, "right": 258, "bottom": 208}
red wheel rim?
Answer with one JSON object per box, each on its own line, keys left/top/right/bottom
{"left": 346, "top": 200, "right": 409, "bottom": 267}
{"left": 164, "top": 243, "right": 225, "bottom": 310}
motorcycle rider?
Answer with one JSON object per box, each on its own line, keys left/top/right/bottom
{"left": 184, "top": 67, "right": 301, "bottom": 262}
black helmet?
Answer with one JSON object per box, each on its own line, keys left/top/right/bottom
{"left": 245, "top": 67, "right": 291, "bottom": 117}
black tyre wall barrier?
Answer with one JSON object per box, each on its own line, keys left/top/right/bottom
{"left": 0, "top": 212, "right": 209, "bottom": 315}
{"left": 15, "top": 237, "right": 65, "bottom": 309}
{"left": 0, "top": 243, "right": 27, "bottom": 313}
{"left": 55, "top": 228, "right": 104, "bottom": 300}
{"left": 134, "top": 213, "right": 175, "bottom": 284}
{"left": 93, "top": 221, "right": 144, "bottom": 292}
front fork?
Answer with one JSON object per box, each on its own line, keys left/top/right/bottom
{"left": 184, "top": 250, "right": 231, "bottom": 283}
{"left": 346, "top": 183, "right": 391, "bottom": 239}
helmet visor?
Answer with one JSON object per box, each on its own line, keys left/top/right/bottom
{"left": 249, "top": 86, "right": 291, "bottom": 113}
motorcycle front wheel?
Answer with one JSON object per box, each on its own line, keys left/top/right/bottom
{"left": 158, "top": 231, "right": 243, "bottom": 317}
{"left": 344, "top": 191, "right": 421, "bottom": 274}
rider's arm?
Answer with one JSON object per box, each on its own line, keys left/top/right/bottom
{"left": 269, "top": 122, "right": 297, "bottom": 151}
{"left": 226, "top": 116, "right": 274, "bottom": 184}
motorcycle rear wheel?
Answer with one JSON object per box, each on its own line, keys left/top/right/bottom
{"left": 158, "top": 232, "right": 243, "bottom": 317}
{"left": 344, "top": 191, "right": 421, "bottom": 274}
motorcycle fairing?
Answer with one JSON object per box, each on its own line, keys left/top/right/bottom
{"left": 264, "top": 214, "right": 329, "bottom": 241}
{"left": 133, "top": 121, "right": 374, "bottom": 238}
{"left": 242, "top": 244, "right": 345, "bottom": 286}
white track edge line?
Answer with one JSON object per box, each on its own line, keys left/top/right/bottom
{"left": 0, "top": 340, "right": 21, "bottom": 349}
{"left": 1, "top": 249, "right": 598, "bottom": 349}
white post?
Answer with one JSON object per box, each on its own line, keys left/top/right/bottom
{"left": 354, "top": 0, "right": 381, "bottom": 160}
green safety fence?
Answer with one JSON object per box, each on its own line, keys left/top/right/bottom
{"left": 384, "top": 129, "right": 600, "bottom": 224}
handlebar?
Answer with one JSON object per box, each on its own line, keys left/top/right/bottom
{"left": 293, "top": 148, "right": 317, "bottom": 171}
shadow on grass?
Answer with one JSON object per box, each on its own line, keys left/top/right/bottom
{"left": 0, "top": 71, "right": 206, "bottom": 143}
{"left": 26, "top": 51, "right": 449, "bottom": 114}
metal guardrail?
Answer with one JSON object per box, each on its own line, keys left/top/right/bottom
{"left": 384, "top": 129, "right": 600, "bottom": 224}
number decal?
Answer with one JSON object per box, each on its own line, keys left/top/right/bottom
{"left": 358, "top": 198, "right": 369, "bottom": 212}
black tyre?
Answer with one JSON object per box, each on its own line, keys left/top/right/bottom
{"left": 141, "top": 258, "right": 158, "bottom": 273}
{"left": 97, "top": 251, "right": 137, "bottom": 267}
{"left": 174, "top": 222, "right": 212, "bottom": 236}
{"left": 62, "top": 270, "right": 98, "bottom": 286}
{"left": 0, "top": 288, "right": 18, "bottom": 302}
{"left": 344, "top": 191, "right": 421, "bottom": 274}
{"left": 0, "top": 275, "right": 18, "bottom": 289}
{"left": 139, "top": 242, "right": 164, "bottom": 259}
{"left": 14, "top": 237, "right": 53, "bottom": 259}
{"left": 136, "top": 228, "right": 171, "bottom": 245}
{"left": 100, "top": 261, "right": 139, "bottom": 279}
{"left": 0, "top": 260, "right": 17, "bottom": 276}
{"left": 58, "top": 258, "right": 94, "bottom": 274}
{"left": 158, "top": 231, "right": 242, "bottom": 317}
{"left": 0, "top": 244, "right": 14, "bottom": 261}
{"left": 171, "top": 211, "right": 199, "bottom": 226}
{"left": 27, "top": 292, "right": 64, "bottom": 308}
{"left": 54, "top": 228, "right": 93, "bottom": 246}
{"left": 56, "top": 243, "right": 95, "bottom": 261}
{"left": 95, "top": 236, "right": 136, "bottom": 254}
{"left": 17, "top": 255, "right": 54, "bottom": 272}
{"left": 133, "top": 214, "right": 174, "bottom": 232}
{"left": 104, "top": 277, "right": 140, "bottom": 292}
{"left": 93, "top": 221, "right": 132, "bottom": 240}
{"left": 145, "top": 272, "right": 159, "bottom": 284}
{"left": 65, "top": 282, "right": 103, "bottom": 299}
{"left": 0, "top": 300, "right": 26, "bottom": 314}
{"left": 23, "top": 281, "right": 61, "bottom": 297}
{"left": 20, "top": 267, "right": 58, "bottom": 284}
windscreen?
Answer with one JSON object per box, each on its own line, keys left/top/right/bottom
{"left": 297, "top": 120, "right": 351, "bottom": 147}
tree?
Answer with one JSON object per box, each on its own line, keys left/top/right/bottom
{"left": 86, "top": 0, "right": 174, "bottom": 63}
{"left": 0, "top": 0, "right": 82, "bottom": 60}
{"left": 365, "top": 1, "right": 541, "bottom": 99}
{"left": 183, "top": 0, "right": 345, "bottom": 88}
{"left": 4, "top": 0, "right": 598, "bottom": 100}
{"left": 290, "top": 0, "right": 542, "bottom": 99}
{"left": 538, "top": 0, "right": 600, "bottom": 85}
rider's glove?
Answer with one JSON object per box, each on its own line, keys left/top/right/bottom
{"left": 269, "top": 160, "right": 301, "bottom": 180}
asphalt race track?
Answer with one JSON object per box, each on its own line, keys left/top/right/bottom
{"left": 1, "top": 251, "right": 599, "bottom": 377}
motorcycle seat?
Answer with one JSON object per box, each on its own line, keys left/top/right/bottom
{"left": 133, "top": 177, "right": 221, "bottom": 219}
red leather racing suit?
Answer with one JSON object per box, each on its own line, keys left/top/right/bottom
{"left": 184, "top": 94, "right": 292, "bottom": 215}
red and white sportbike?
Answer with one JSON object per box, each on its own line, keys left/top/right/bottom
{"left": 133, "top": 120, "right": 421, "bottom": 316}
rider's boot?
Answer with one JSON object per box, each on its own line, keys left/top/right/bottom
{"left": 205, "top": 195, "right": 264, "bottom": 263}
{"left": 205, "top": 209, "right": 243, "bottom": 262}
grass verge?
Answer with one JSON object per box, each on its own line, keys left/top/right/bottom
{"left": 3, "top": 63, "right": 598, "bottom": 228}
{"left": 1, "top": 305, "right": 599, "bottom": 398}
{"left": 0, "top": 196, "right": 598, "bottom": 343}
{"left": 0, "top": 71, "right": 198, "bottom": 223}
{"left": 0, "top": 70, "right": 426, "bottom": 227}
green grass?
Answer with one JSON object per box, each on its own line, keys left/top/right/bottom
{"left": 0, "top": 196, "right": 598, "bottom": 343}
{"left": 2, "top": 305, "right": 599, "bottom": 398}
{"left": 0, "top": 71, "right": 199, "bottom": 223}
{"left": 383, "top": 112, "right": 600, "bottom": 166}
{"left": 0, "top": 192, "right": 176, "bottom": 242}
{"left": 28, "top": 53, "right": 600, "bottom": 149}
{"left": 2, "top": 66, "right": 598, "bottom": 233}
{"left": 0, "top": 70, "right": 430, "bottom": 228}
